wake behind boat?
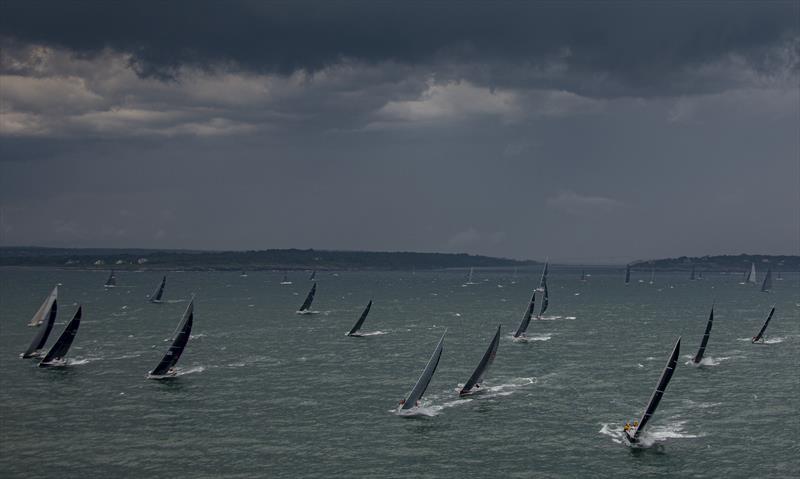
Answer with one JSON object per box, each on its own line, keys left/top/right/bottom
{"left": 459, "top": 325, "right": 501, "bottom": 396}
{"left": 296, "top": 282, "right": 318, "bottom": 314}
{"left": 346, "top": 299, "right": 372, "bottom": 337}
{"left": 691, "top": 305, "right": 714, "bottom": 365}
{"left": 147, "top": 299, "right": 194, "bottom": 379}
{"left": 39, "top": 306, "right": 82, "bottom": 367}
{"left": 148, "top": 275, "right": 166, "bottom": 303}
{"left": 396, "top": 330, "right": 446, "bottom": 415}
{"left": 751, "top": 306, "right": 776, "bottom": 344}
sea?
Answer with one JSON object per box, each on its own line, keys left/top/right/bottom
{"left": 1, "top": 268, "right": 798, "bottom": 478}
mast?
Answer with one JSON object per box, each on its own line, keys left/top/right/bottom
{"left": 148, "top": 299, "right": 194, "bottom": 377}
{"left": 150, "top": 275, "right": 166, "bottom": 302}
{"left": 760, "top": 268, "right": 772, "bottom": 292}
{"left": 28, "top": 286, "right": 58, "bottom": 326}
{"left": 21, "top": 297, "right": 58, "bottom": 358}
{"left": 459, "top": 325, "right": 501, "bottom": 395}
{"left": 692, "top": 305, "right": 714, "bottom": 364}
{"left": 298, "top": 282, "right": 316, "bottom": 312}
{"left": 752, "top": 307, "right": 776, "bottom": 343}
{"left": 347, "top": 299, "right": 373, "bottom": 336}
{"left": 400, "top": 330, "right": 446, "bottom": 409}
{"left": 39, "top": 306, "right": 82, "bottom": 366}
{"left": 628, "top": 337, "right": 681, "bottom": 442}
{"left": 513, "top": 290, "right": 536, "bottom": 338}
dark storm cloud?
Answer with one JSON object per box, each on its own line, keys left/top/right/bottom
{"left": 2, "top": 1, "right": 798, "bottom": 97}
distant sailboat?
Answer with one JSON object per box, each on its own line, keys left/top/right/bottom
{"left": 296, "top": 282, "right": 317, "bottom": 314}
{"left": 580, "top": 269, "right": 587, "bottom": 282}
{"left": 104, "top": 270, "right": 117, "bottom": 288}
{"left": 776, "top": 272, "right": 783, "bottom": 281}
{"left": 240, "top": 270, "right": 248, "bottom": 278}
{"left": 539, "top": 278, "right": 549, "bottom": 317}
{"left": 28, "top": 286, "right": 58, "bottom": 327}
{"left": 760, "top": 268, "right": 772, "bottom": 292}
{"left": 689, "top": 265, "right": 696, "bottom": 281}
{"left": 624, "top": 337, "right": 681, "bottom": 445}
{"left": 691, "top": 305, "right": 714, "bottom": 364}
{"left": 147, "top": 299, "right": 194, "bottom": 379}
{"left": 397, "top": 330, "right": 446, "bottom": 411}
{"left": 459, "top": 325, "right": 501, "bottom": 396}
{"left": 308, "top": 270, "right": 316, "bottom": 281}
{"left": 746, "top": 262, "right": 757, "bottom": 284}
{"left": 649, "top": 267, "right": 655, "bottom": 285}
{"left": 751, "top": 306, "right": 776, "bottom": 343}
{"left": 346, "top": 299, "right": 372, "bottom": 337}
{"left": 280, "top": 273, "right": 293, "bottom": 285}
{"left": 462, "top": 267, "right": 477, "bottom": 286}
{"left": 513, "top": 290, "right": 536, "bottom": 339}
{"left": 39, "top": 306, "right": 82, "bottom": 367}
{"left": 511, "top": 267, "right": 518, "bottom": 284}
{"left": 624, "top": 264, "right": 631, "bottom": 285}
{"left": 149, "top": 275, "right": 166, "bottom": 303}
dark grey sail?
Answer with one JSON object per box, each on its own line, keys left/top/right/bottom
{"left": 513, "top": 291, "right": 536, "bottom": 338}
{"left": 104, "top": 270, "right": 116, "bottom": 287}
{"left": 751, "top": 306, "right": 775, "bottom": 343}
{"left": 539, "top": 278, "right": 549, "bottom": 317}
{"left": 39, "top": 306, "right": 82, "bottom": 367}
{"left": 297, "top": 282, "right": 316, "bottom": 312}
{"left": 625, "top": 264, "right": 631, "bottom": 284}
{"left": 459, "top": 325, "right": 501, "bottom": 395}
{"left": 691, "top": 306, "right": 714, "bottom": 364}
{"left": 689, "top": 265, "right": 696, "bottom": 281}
{"left": 538, "top": 260, "right": 549, "bottom": 290}
{"left": 347, "top": 300, "right": 373, "bottom": 336}
{"left": 580, "top": 269, "right": 586, "bottom": 281}
{"left": 626, "top": 337, "right": 681, "bottom": 444}
{"left": 400, "top": 330, "right": 446, "bottom": 410}
{"left": 760, "top": 268, "right": 772, "bottom": 292}
{"left": 149, "top": 275, "right": 166, "bottom": 303}
{"left": 21, "top": 298, "right": 58, "bottom": 358}
{"left": 148, "top": 299, "right": 194, "bottom": 378}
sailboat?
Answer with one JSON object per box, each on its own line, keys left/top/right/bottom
{"left": 539, "top": 278, "right": 549, "bottom": 317}
{"left": 39, "top": 306, "right": 82, "bottom": 367}
{"left": 280, "top": 273, "right": 293, "bottom": 285}
{"left": 691, "top": 305, "right": 714, "bottom": 365}
{"left": 240, "top": 270, "right": 248, "bottom": 278}
{"left": 346, "top": 299, "right": 372, "bottom": 337}
{"left": 21, "top": 291, "right": 58, "bottom": 358}
{"left": 538, "top": 259, "right": 549, "bottom": 291}
{"left": 689, "top": 265, "right": 696, "bottom": 281}
{"left": 624, "top": 264, "right": 631, "bottom": 285}
{"left": 649, "top": 267, "right": 655, "bottom": 285}
{"left": 624, "top": 337, "right": 681, "bottom": 445}
{"left": 459, "top": 325, "right": 501, "bottom": 396}
{"left": 397, "top": 330, "right": 446, "bottom": 413}
{"left": 462, "top": 267, "right": 478, "bottom": 286}
{"left": 760, "top": 268, "right": 772, "bottom": 292}
{"left": 751, "top": 306, "right": 776, "bottom": 344}
{"left": 28, "top": 286, "right": 58, "bottom": 327}
{"left": 776, "top": 272, "right": 783, "bottom": 281}
{"left": 147, "top": 299, "right": 194, "bottom": 379}
{"left": 513, "top": 290, "right": 536, "bottom": 339}
{"left": 149, "top": 275, "right": 166, "bottom": 303}
{"left": 746, "top": 262, "right": 757, "bottom": 284}
{"left": 296, "top": 282, "right": 317, "bottom": 314}
{"left": 104, "top": 270, "right": 117, "bottom": 288}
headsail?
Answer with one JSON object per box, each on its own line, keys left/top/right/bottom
{"left": 400, "top": 330, "right": 446, "bottom": 410}
{"left": 760, "top": 268, "right": 772, "bottom": 292}
{"left": 28, "top": 286, "right": 58, "bottom": 326}
{"left": 347, "top": 299, "right": 372, "bottom": 336}
{"left": 297, "top": 282, "right": 316, "bottom": 312}
{"left": 539, "top": 278, "right": 549, "bottom": 317}
{"left": 627, "top": 337, "right": 681, "bottom": 443}
{"left": 149, "top": 275, "right": 166, "bottom": 303}
{"left": 692, "top": 306, "right": 714, "bottom": 364}
{"left": 104, "top": 270, "right": 117, "bottom": 288}
{"left": 625, "top": 264, "right": 631, "bottom": 285}
{"left": 513, "top": 290, "right": 536, "bottom": 338}
{"left": 21, "top": 297, "right": 58, "bottom": 358}
{"left": 459, "top": 325, "right": 501, "bottom": 395}
{"left": 148, "top": 299, "right": 194, "bottom": 377}
{"left": 752, "top": 306, "right": 776, "bottom": 343}
{"left": 39, "top": 306, "right": 82, "bottom": 367}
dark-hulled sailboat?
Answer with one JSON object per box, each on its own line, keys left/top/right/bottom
{"left": 149, "top": 275, "right": 166, "bottom": 303}
{"left": 346, "top": 299, "right": 372, "bottom": 337}
{"left": 397, "top": 330, "right": 446, "bottom": 412}
{"left": 760, "top": 268, "right": 772, "bottom": 292}
{"left": 147, "top": 299, "right": 194, "bottom": 379}
{"left": 39, "top": 306, "right": 82, "bottom": 367}
{"left": 624, "top": 337, "right": 681, "bottom": 445}
{"left": 691, "top": 305, "right": 714, "bottom": 365}
{"left": 104, "top": 270, "right": 117, "bottom": 288}
{"left": 459, "top": 325, "right": 501, "bottom": 396}
{"left": 513, "top": 290, "right": 536, "bottom": 339}
{"left": 296, "top": 282, "right": 317, "bottom": 314}
{"left": 21, "top": 291, "right": 58, "bottom": 358}
{"left": 751, "top": 306, "right": 776, "bottom": 344}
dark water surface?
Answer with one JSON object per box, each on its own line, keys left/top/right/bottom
{"left": 1, "top": 268, "right": 798, "bottom": 478}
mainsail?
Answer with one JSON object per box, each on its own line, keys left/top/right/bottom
{"left": 39, "top": 306, "right": 82, "bottom": 367}
{"left": 752, "top": 307, "right": 776, "bottom": 343}
{"left": 539, "top": 278, "right": 549, "bottom": 317}
{"left": 308, "top": 270, "right": 316, "bottom": 281}
{"left": 347, "top": 299, "right": 372, "bottom": 336}
{"left": 400, "top": 330, "right": 446, "bottom": 410}
{"left": 760, "top": 268, "right": 772, "bottom": 292}
{"left": 459, "top": 325, "right": 501, "bottom": 395}
{"left": 28, "top": 286, "right": 58, "bottom": 326}
{"left": 149, "top": 275, "right": 166, "bottom": 303}
{"left": 21, "top": 296, "right": 58, "bottom": 358}
{"left": 513, "top": 290, "right": 536, "bottom": 338}
{"left": 148, "top": 299, "right": 194, "bottom": 377}
{"left": 747, "top": 262, "right": 757, "bottom": 284}
{"left": 625, "top": 264, "right": 631, "bottom": 285}
{"left": 297, "top": 282, "right": 317, "bottom": 312}
{"left": 692, "top": 306, "right": 714, "bottom": 364}
{"left": 104, "top": 270, "right": 117, "bottom": 288}
{"left": 626, "top": 337, "right": 681, "bottom": 443}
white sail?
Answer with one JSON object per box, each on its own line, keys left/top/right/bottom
{"left": 28, "top": 286, "right": 58, "bottom": 327}
{"left": 747, "top": 262, "right": 757, "bottom": 284}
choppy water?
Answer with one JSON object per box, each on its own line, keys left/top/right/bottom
{"left": 1, "top": 268, "right": 798, "bottom": 478}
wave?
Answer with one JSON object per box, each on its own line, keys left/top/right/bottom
{"left": 392, "top": 406, "right": 439, "bottom": 418}
{"left": 685, "top": 355, "right": 730, "bottom": 367}
{"left": 359, "top": 330, "right": 387, "bottom": 336}
{"left": 177, "top": 366, "right": 205, "bottom": 376}
{"left": 599, "top": 419, "right": 700, "bottom": 447}
{"left": 511, "top": 334, "right": 552, "bottom": 343}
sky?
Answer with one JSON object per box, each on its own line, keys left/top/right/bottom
{"left": 1, "top": 1, "right": 798, "bottom": 263}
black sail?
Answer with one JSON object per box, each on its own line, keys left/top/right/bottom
{"left": 39, "top": 306, "right": 82, "bottom": 366}
{"left": 513, "top": 291, "right": 536, "bottom": 338}
{"left": 752, "top": 307, "right": 776, "bottom": 343}
{"left": 400, "top": 330, "right": 446, "bottom": 410}
{"left": 460, "top": 325, "right": 501, "bottom": 395}
{"left": 347, "top": 300, "right": 372, "bottom": 336}
{"left": 150, "top": 275, "right": 166, "bottom": 302}
{"left": 539, "top": 278, "right": 549, "bottom": 317}
{"left": 21, "top": 299, "right": 58, "bottom": 358}
{"left": 538, "top": 260, "right": 549, "bottom": 290}
{"left": 625, "top": 265, "right": 631, "bottom": 284}
{"left": 760, "top": 268, "right": 772, "bottom": 292}
{"left": 149, "top": 300, "right": 194, "bottom": 377}
{"left": 298, "top": 282, "right": 316, "bottom": 312}
{"left": 629, "top": 337, "right": 681, "bottom": 442}
{"left": 692, "top": 306, "right": 714, "bottom": 364}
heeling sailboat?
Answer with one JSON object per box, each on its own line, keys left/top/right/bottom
{"left": 538, "top": 278, "right": 549, "bottom": 317}
{"left": 149, "top": 275, "right": 166, "bottom": 303}
{"left": 296, "top": 282, "right": 317, "bottom": 314}
{"left": 397, "top": 330, "right": 446, "bottom": 411}
{"left": 538, "top": 259, "right": 549, "bottom": 291}
{"left": 29, "top": 286, "right": 58, "bottom": 326}
{"left": 462, "top": 267, "right": 477, "bottom": 286}
{"left": 624, "top": 337, "right": 681, "bottom": 445}
{"left": 104, "top": 270, "right": 117, "bottom": 288}
{"left": 147, "top": 299, "right": 194, "bottom": 379}
{"left": 747, "top": 262, "right": 757, "bottom": 284}
{"left": 459, "top": 325, "right": 501, "bottom": 396}
{"left": 39, "top": 306, "right": 82, "bottom": 367}
{"left": 751, "top": 306, "right": 776, "bottom": 344}
{"left": 513, "top": 290, "right": 536, "bottom": 339}
{"left": 346, "top": 299, "right": 372, "bottom": 337}
{"left": 760, "top": 268, "right": 772, "bottom": 292}
{"left": 691, "top": 305, "right": 714, "bottom": 364}
{"left": 280, "top": 273, "right": 293, "bottom": 285}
